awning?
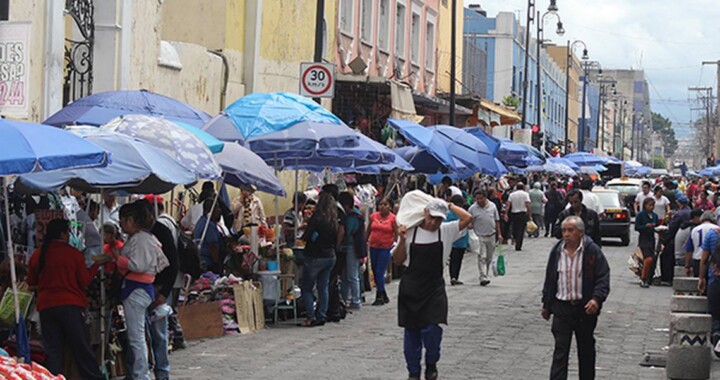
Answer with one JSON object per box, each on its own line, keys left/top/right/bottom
{"left": 390, "top": 80, "right": 423, "bottom": 123}
{"left": 478, "top": 98, "right": 520, "bottom": 126}
{"left": 412, "top": 91, "right": 473, "bottom": 116}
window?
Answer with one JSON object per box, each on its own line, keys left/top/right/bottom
{"left": 378, "top": 0, "right": 390, "bottom": 51}
{"left": 0, "top": 0, "right": 8, "bottom": 21}
{"left": 425, "top": 21, "right": 435, "bottom": 70}
{"left": 410, "top": 12, "right": 420, "bottom": 64}
{"left": 339, "top": 0, "right": 354, "bottom": 35}
{"left": 395, "top": 3, "right": 406, "bottom": 59}
{"left": 360, "top": 0, "right": 373, "bottom": 43}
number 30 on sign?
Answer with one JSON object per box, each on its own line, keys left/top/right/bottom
{"left": 299, "top": 62, "right": 335, "bottom": 98}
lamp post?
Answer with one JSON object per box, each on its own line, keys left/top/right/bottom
{"left": 536, "top": 10, "right": 564, "bottom": 152}
{"left": 596, "top": 77, "right": 616, "bottom": 153}
{"left": 580, "top": 60, "right": 601, "bottom": 152}
{"left": 521, "top": 0, "right": 558, "bottom": 132}
{"left": 564, "top": 40, "right": 588, "bottom": 154}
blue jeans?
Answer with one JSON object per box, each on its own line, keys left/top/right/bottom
{"left": 123, "top": 288, "right": 152, "bottom": 380}
{"left": 341, "top": 246, "right": 362, "bottom": 306}
{"left": 301, "top": 256, "right": 335, "bottom": 321}
{"left": 147, "top": 293, "right": 171, "bottom": 379}
{"left": 404, "top": 324, "right": 443, "bottom": 375}
{"left": 370, "top": 247, "right": 392, "bottom": 293}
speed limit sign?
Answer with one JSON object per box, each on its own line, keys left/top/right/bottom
{"left": 299, "top": 62, "right": 335, "bottom": 98}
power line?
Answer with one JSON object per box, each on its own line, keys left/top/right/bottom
{"left": 647, "top": 77, "right": 681, "bottom": 122}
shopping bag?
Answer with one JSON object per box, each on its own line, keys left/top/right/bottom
{"left": 526, "top": 220, "right": 538, "bottom": 234}
{"left": 497, "top": 249, "right": 506, "bottom": 276}
{"left": 468, "top": 230, "right": 480, "bottom": 256}
{"left": 0, "top": 289, "right": 33, "bottom": 328}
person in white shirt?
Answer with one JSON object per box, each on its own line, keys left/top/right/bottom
{"left": 468, "top": 189, "right": 502, "bottom": 286}
{"left": 437, "top": 176, "right": 462, "bottom": 200}
{"left": 684, "top": 211, "right": 718, "bottom": 277}
{"left": 393, "top": 198, "right": 472, "bottom": 380}
{"left": 100, "top": 193, "right": 120, "bottom": 228}
{"left": 652, "top": 185, "right": 671, "bottom": 222}
{"left": 579, "top": 180, "right": 603, "bottom": 215}
{"left": 507, "top": 183, "right": 532, "bottom": 251}
{"left": 634, "top": 182, "right": 652, "bottom": 214}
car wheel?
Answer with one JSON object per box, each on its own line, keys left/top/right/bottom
{"left": 621, "top": 230, "right": 630, "bottom": 246}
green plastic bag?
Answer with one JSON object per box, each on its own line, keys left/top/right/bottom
{"left": 496, "top": 245, "right": 506, "bottom": 276}
{"left": 0, "top": 288, "right": 33, "bottom": 328}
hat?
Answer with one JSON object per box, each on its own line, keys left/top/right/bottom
{"left": 144, "top": 194, "right": 163, "bottom": 204}
{"left": 426, "top": 199, "right": 449, "bottom": 220}
{"left": 701, "top": 211, "right": 716, "bottom": 223}
{"left": 677, "top": 196, "right": 689, "bottom": 204}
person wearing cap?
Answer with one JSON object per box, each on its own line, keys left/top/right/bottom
{"left": 393, "top": 198, "right": 472, "bottom": 380}
{"left": 684, "top": 211, "right": 719, "bottom": 278}
{"left": 231, "top": 184, "right": 267, "bottom": 232}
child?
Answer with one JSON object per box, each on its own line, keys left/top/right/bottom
{"left": 102, "top": 223, "right": 124, "bottom": 273}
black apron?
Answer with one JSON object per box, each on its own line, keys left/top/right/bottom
{"left": 398, "top": 227, "right": 448, "bottom": 329}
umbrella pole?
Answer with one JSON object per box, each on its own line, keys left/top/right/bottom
{"left": 3, "top": 178, "right": 20, "bottom": 324}
{"left": 274, "top": 154, "right": 280, "bottom": 267}
{"left": 170, "top": 189, "right": 175, "bottom": 218}
{"left": 98, "top": 189, "right": 106, "bottom": 369}
{"left": 294, "top": 169, "right": 299, "bottom": 244}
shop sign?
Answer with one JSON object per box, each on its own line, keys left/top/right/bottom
{"left": 299, "top": 62, "right": 335, "bottom": 98}
{"left": 0, "top": 22, "right": 31, "bottom": 118}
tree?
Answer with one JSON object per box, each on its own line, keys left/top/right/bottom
{"left": 651, "top": 112, "right": 678, "bottom": 156}
{"left": 502, "top": 95, "right": 519, "bottom": 110}
{"left": 651, "top": 155, "right": 666, "bottom": 169}
{"left": 692, "top": 113, "right": 718, "bottom": 160}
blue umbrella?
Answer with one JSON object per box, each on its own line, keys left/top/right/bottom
{"left": 528, "top": 162, "right": 577, "bottom": 176}
{"left": 173, "top": 121, "right": 224, "bottom": 154}
{"left": 0, "top": 119, "right": 109, "bottom": 175}
{"left": 393, "top": 146, "right": 467, "bottom": 174}
{"left": 101, "top": 114, "right": 222, "bottom": 179}
{"left": 43, "top": 89, "right": 211, "bottom": 127}
{"left": 564, "top": 152, "right": 608, "bottom": 167}
{"left": 578, "top": 166, "right": 599, "bottom": 175}
{"left": 428, "top": 125, "right": 500, "bottom": 175}
{"left": 388, "top": 119, "right": 459, "bottom": 172}
{"left": 605, "top": 156, "right": 622, "bottom": 164}
{"left": 519, "top": 144, "right": 547, "bottom": 165}
{"left": 548, "top": 157, "right": 581, "bottom": 171}
{"left": 464, "top": 127, "right": 528, "bottom": 166}
{"left": 215, "top": 142, "right": 286, "bottom": 196}
{"left": 699, "top": 167, "right": 718, "bottom": 177}
{"left": 223, "top": 92, "right": 343, "bottom": 140}
{"left": 0, "top": 119, "right": 108, "bottom": 352}
{"left": 16, "top": 132, "right": 197, "bottom": 194}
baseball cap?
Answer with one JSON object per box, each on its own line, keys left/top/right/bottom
{"left": 143, "top": 194, "right": 164, "bottom": 204}
{"left": 677, "top": 196, "right": 689, "bottom": 204}
{"left": 426, "top": 199, "right": 449, "bottom": 220}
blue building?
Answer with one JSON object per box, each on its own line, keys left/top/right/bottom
{"left": 463, "top": 6, "right": 567, "bottom": 148}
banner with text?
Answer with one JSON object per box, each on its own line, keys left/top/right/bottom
{"left": 0, "top": 22, "right": 31, "bottom": 118}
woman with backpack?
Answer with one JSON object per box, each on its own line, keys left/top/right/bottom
{"left": 27, "top": 219, "right": 105, "bottom": 379}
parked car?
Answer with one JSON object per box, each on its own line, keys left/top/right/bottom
{"left": 593, "top": 188, "right": 631, "bottom": 246}
{"left": 605, "top": 177, "right": 644, "bottom": 216}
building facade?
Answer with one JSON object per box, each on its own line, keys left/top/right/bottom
{"left": 463, "top": 7, "right": 566, "bottom": 147}
{"left": 605, "top": 69, "right": 653, "bottom": 163}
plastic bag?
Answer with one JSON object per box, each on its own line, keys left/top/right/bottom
{"left": 491, "top": 244, "right": 506, "bottom": 276}
{"left": 526, "top": 220, "right": 538, "bottom": 234}
{"left": 468, "top": 230, "right": 480, "bottom": 256}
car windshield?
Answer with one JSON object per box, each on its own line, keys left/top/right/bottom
{"left": 607, "top": 184, "right": 639, "bottom": 194}
{"left": 595, "top": 192, "right": 621, "bottom": 208}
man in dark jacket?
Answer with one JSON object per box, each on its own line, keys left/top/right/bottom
{"left": 542, "top": 216, "right": 610, "bottom": 380}
{"left": 553, "top": 189, "right": 602, "bottom": 247}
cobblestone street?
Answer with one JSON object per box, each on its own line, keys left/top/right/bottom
{"left": 170, "top": 234, "right": 720, "bottom": 379}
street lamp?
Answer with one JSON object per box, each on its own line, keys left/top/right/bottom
{"left": 564, "top": 40, "right": 588, "bottom": 153}
{"left": 536, "top": 10, "right": 564, "bottom": 152}
{"left": 521, "top": 1, "right": 559, "bottom": 134}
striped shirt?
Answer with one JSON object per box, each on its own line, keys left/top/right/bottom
{"left": 556, "top": 242, "right": 584, "bottom": 301}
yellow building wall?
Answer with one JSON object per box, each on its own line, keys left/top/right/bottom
{"left": 161, "top": 0, "right": 246, "bottom": 52}
{"left": 436, "top": 1, "right": 463, "bottom": 95}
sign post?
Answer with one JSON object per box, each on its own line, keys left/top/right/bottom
{"left": 299, "top": 62, "right": 335, "bottom": 98}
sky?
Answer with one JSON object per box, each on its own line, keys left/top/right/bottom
{"left": 466, "top": 0, "right": 720, "bottom": 139}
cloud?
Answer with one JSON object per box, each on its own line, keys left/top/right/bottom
{"left": 466, "top": 0, "right": 720, "bottom": 127}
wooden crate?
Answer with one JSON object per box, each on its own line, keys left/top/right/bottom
{"left": 178, "top": 301, "right": 223, "bottom": 340}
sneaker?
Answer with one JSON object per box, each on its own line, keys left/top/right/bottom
{"left": 640, "top": 281, "right": 650, "bottom": 288}
{"left": 450, "top": 279, "right": 464, "bottom": 286}
{"left": 480, "top": 279, "right": 491, "bottom": 286}
{"left": 407, "top": 374, "right": 421, "bottom": 380}
{"left": 372, "top": 298, "right": 385, "bottom": 306}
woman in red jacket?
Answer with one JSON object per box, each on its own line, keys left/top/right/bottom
{"left": 27, "top": 219, "right": 104, "bottom": 380}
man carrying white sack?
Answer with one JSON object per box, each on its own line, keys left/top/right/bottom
{"left": 393, "top": 191, "right": 472, "bottom": 380}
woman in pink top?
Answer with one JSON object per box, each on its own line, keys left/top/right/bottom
{"left": 696, "top": 190, "right": 715, "bottom": 211}
{"left": 366, "top": 198, "right": 398, "bottom": 306}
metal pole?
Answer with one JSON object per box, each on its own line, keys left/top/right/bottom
{"left": 536, "top": 11, "right": 542, "bottom": 147}
{"left": 520, "top": 0, "right": 535, "bottom": 131}
{"left": 313, "top": 0, "right": 325, "bottom": 104}
{"left": 612, "top": 99, "right": 618, "bottom": 156}
{"left": 564, "top": 40, "right": 570, "bottom": 153}
{"left": 449, "top": 0, "right": 457, "bottom": 126}
{"left": 596, "top": 84, "right": 603, "bottom": 152}
{"left": 2, "top": 178, "right": 20, "bottom": 324}
{"left": 580, "top": 66, "right": 588, "bottom": 152}
{"left": 620, "top": 102, "right": 626, "bottom": 160}
{"left": 631, "top": 112, "right": 636, "bottom": 160}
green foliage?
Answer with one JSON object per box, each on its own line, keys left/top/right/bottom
{"left": 502, "top": 95, "right": 520, "bottom": 109}
{"left": 651, "top": 112, "right": 678, "bottom": 156}
{"left": 652, "top": 155, "right": 667, "bottom": 169}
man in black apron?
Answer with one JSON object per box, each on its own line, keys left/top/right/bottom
{"left": 394, "top": 199, "right": 472, "bottom": 380}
